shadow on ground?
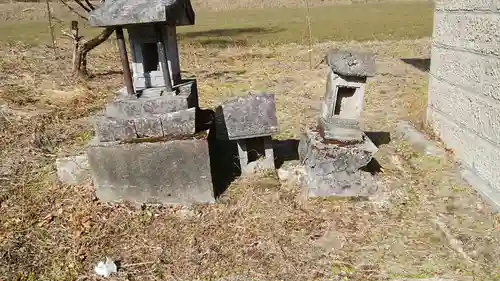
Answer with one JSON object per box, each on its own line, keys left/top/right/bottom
{"left": 365, "top": 131, "right": 391, "bottom": 147}
{"left": 180, "top": 27, "right": 282, "bottom": 38}
{"left": 273, "top": 139, "right": 300, "bottom": 169}
{"left": 401, "top": 58, "right": 431, "bottom": 72}
{"left": 89, "top": 70, "right": 123, "bottom": 78}
{"left": 179, "top": 27, "right": 283, "bottom": 48}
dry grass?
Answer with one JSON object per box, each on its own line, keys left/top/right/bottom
{"left": 1, "top": 1, "right": 500, "bottom": 281}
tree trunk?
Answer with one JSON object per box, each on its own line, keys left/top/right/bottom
{"left": 73, "top": 27, "right": 114, "bottom": 77}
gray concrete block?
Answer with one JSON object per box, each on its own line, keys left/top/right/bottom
{"left": 302, "top": 169, "right": 377, "bottom": 198}
{"left": 427, "top": 108, "right": 500, "bottom": 193}
{"left": 461, "top": 169, "right": 500, "bottom": 213}
{"left": 428, "top": 76, "right": 500, "bottom": 145}
{"left": 95, "top": 108, "right": 196, "bottom": 141}
{"left": 433, "top": 12, "right": 500, "bottom": 56}
{"left": 106, "top": 92, "right": 190, "bottom": 118}
{"left": 215, "top": 92, "right": 279, "bottom": 140}
{"left": 325, "top": 50, "right": 375, "bottom": 77}
{"left": 430, "top": 46, "right": 483, "bottom": 91}
{"left": 173, "top": 79, "right": 199, "bottom": 109}
{"left": 395, "top": 120, "right": 446, "bottom": 157}
{"left": 160, "top": 107, "right": 196, "bottom": 135}
{"left": 95, "top": 116, "right": 137, "bottom": 142}
{"left": 89, "top": 0, "right": 195, "bottom": 27}
{"left": 298, "top": 128, "right": 376, "bottom": 174}
{"left": 86, "top": 135, "right": 214, "bottom": 205}
{"left": 435, "top": 0, "right": 492, "bottom": 11}
{"left": 135, "top": 116, "right": 164, "bottom": 138}
{"left": 56, "top": 155, "right": 90, "bottom": 185}
{"left": 483, "top": 57, "right": 500, "bottom": 101}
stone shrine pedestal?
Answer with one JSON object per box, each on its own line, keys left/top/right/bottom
{"left": 298, "top": 127, "right": 378, "bottom": 197}
{"left": 87, "top": 80, "right": 215, "bottom": 205}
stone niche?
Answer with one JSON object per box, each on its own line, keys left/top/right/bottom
{"left": 128, "top": 25, "right": 181, "bottom": 90}
{"left": 321, "top": 71, "right": 366, "bottom": 124}
{"left": 319, "top": 50, "right": 375, "bottom": 143}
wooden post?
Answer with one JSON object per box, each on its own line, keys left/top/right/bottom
{"left": 116, "top": 27, "right": 135, "bottom": 96}
{"left": 70, "top": 21, "right": 80, "bottom": 72}
{"left": 45, "top": 0, "right": 57, "bottom": 58}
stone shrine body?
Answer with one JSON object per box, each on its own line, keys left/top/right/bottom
{"left": 298, "top": 50, "right": 379, "bottom": 198}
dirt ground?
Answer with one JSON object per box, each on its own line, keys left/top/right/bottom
{"left": 0, "top": 2, "right": 499, "bottom": 280}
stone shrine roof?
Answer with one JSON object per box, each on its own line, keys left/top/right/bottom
{"left": 325, "top": 50, "right": 376, "bottom": 77}
{"left": 215, "top": 92, "right": 279, "bottom": 140}
{"left": 88, "top": 0, "right": 195, "bottom": 27}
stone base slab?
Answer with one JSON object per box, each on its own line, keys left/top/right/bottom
{"left": 109, "top": 79, "right": 198, "bottom": 118}
{"left": 86, "top": 133, "right": 214, "bottom": 205}
{"left": 56, "top": 154, "right": 90, "bottom": 185}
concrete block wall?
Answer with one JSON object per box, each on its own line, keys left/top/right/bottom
{"left": 427, "top": 0, "right": 500, "bottom": 207}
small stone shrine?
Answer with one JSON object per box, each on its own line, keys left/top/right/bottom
{"left": 215, "top": 93, "right": 279, "bottom": 174}
{"left": 85, "top": 0, "right": 215, "bottom": 205}
{"left": 298, "top": 50, "right": 378, "bottom": 197}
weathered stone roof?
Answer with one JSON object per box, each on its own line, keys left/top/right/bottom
{"left": 88, "top": 0, "right": 195, "bottom": 27}
{"left": 214, "top": 92, "right": 279, "bottom": 140}
{"left": 325, "top": 50, "right": 376, "bottom": 77}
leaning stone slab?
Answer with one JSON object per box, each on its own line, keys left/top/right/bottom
{"left": 86, "top": 133, "right": 214, "bottom": 205}
{"left": 325, "top": 50, "right": 376, "bottom": 77}
{"left": 95, "top": 108, "right": 196, "bottom": 141}
{"left": 395, "top": 120, "right": 446, "bottom": 158}
{"left": 88, "top": 0, "right": 195, "bottom": 27}
{"left": 299, "top": 127, "right": 377, "bottom": 173}
{"left": 215, "top": 92, "right": 279, "bottom": 140}
{"left": 56, "top": 154, "right": 90, "bottom": 185}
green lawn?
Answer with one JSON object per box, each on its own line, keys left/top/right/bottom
{"left": 0, "top": 2, "right": 433, "bottom": 46}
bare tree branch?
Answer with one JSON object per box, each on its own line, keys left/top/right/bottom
{"left": 73, "top": 0, "right": 91, "bottom": 13}
{"left": 84, "top": 0, "right": 96, "bottom": 11}
{"left": 73, "top": 27, "right": 115, "bottom": 76}
{"left": 59, "top": 0, "right": 88, "bottom": 20}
